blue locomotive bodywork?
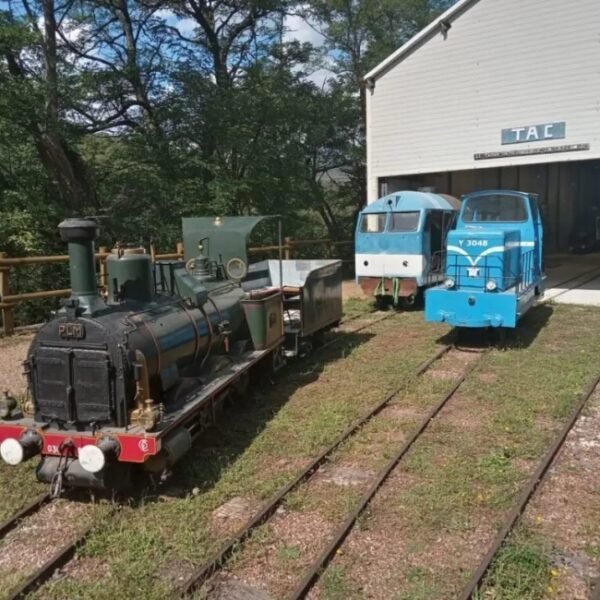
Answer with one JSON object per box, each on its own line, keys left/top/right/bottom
{"left": 355, "top": 191, "right": 459, "bottom": 307}
{"left": 425, "top": 190, "right": 544, "bottom": 328}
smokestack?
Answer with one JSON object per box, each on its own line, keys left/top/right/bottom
{"left": 58, "top": 218, "right": 105, "bottom": 315}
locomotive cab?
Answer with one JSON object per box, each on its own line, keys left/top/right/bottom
{"left": 355, "top": 191, "right": 459, "bottom": 308}
{"left": 425, "top": 190, "right": 544, "bottom": 329}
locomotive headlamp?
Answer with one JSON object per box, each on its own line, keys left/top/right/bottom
{"left": 0, "top": 430, "right": 41, "bottom": 465}
{"left": 79, "top": 438, "right": 120, "bottom": 473}
{"left": 79, "top": 444, "right": 106, "bottom": 473}
{"left": 486, "top": 280, "right": 498, "bottom": 291}
{"left": 444, "top": 277, "right": 456, "bottom": 289}
{"left": 0, "top": 439, "right": 25, "bottom": 465}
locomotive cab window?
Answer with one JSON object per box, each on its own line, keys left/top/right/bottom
{"left": 360, "top": 213, "right": 387, "bottom": 233}
{"left": 388, "top": 211, "right": 420, "bottom": 232}
{"left": 462, "top": 194, "right": 528, "bottom": 223}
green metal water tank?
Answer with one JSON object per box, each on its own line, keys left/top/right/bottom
{"left": 107, "top": 247, "right": 154, "bottom": 303}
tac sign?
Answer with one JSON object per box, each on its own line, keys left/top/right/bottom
{"left": 501, "top": 122, "right": 566, "bottom": 145}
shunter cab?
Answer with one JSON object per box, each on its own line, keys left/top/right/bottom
{"left": 355, "top": 191, "right": 459, "bottom": 308}
{"left": 425, "top": 189, "right": 544, "bottom": 329}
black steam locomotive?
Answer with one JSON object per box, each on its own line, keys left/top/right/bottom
{"left": 0, "top": 217, "right": 342, "bottom": 492}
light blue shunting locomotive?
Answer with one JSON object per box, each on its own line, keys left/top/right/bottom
{"left": 425, "top": 190, "right": 544, "bottom": 328}
{"left": 355, "top": 191, "right": 460, "bottom": 308}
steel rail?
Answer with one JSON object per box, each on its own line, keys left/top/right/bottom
{"left": 6, "top": 523, "right": 95, "bottom": 600}
{"left": 458, "top": 370, "right": 600, "bottom": 600}
{"left": 0, "top": 492, "right": 52, "bottom": 540}
{"left": 1, "top": 310, "right": 386, "bottom": 600}
{"left": 6, "top": 505, "right": 116, "bottom": 600}
{"left": 177, "top": 341, "right": 454, "bottom": 597}
{"left": 315, "top": 312, "right": 394, "bottom": 354}
{"left": 336, "top": 309, "right": 377, "bottom": 327}
{"left": 288, "top": 347, "right": 488, "bottom": 600}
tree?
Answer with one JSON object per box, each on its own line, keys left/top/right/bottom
{"left": 0, "top": 4, "right": 93, "bottom": 211}
{"left": 300, "top": 0, "right": 455, "bottom": 217}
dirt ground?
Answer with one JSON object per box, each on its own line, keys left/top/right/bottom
{"left": 516, "top": 390, "right": 600, "bottom": 599}
{"left": 0, "top": 333, "right": 34, "bottom": 397}
{"left": 342, "top": 279, "right": 367, "bottom": 301}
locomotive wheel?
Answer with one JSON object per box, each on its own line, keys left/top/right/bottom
{"left": 399, "top": 292, "right": 420, "bottom": 310}
{"left": 374, "top": 295, "right": 389, "bottom": 311}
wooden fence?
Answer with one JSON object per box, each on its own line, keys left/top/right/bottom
{"left": 0, "top": 238, "right": 353, "bottom": 336}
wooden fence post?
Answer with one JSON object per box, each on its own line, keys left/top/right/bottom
{"left": 0, "top": 253, "right": 15, "bottom": 336}
{"left": 284, "top": 237, "right": 292, "bottom": 260}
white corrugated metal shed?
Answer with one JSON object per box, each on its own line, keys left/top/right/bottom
{"left": 365, "top": 0, "right": 600, "bottom": 210}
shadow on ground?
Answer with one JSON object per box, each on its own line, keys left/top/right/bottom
{"left": 435, "top": 303, "right": 554, "bottom": 351}
{"left": 145, "top": 328, "right": 376, "bottom": 501}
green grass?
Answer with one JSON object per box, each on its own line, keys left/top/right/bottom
{"left": 0, "top": 461, "right": 46, "bottom": 522}
{"left": 321, "top": 566, "right": 355, "bottom": 600}
{"left": 14, "top": 303, "right": 600, "bottom": 599}
{"left": 33, "top": 310, "right": 447, "bottom": 599}
{"left": 320, "top": 304, "right": 600, "bottom": 598}
{"left": 396, "top": 566, "right": 442, "bottom": 600}
{"left": 341, "top": 297, "right": 373, "bottom": 319}
{"left": 475, "top": 530, "right": 552, "bottom": 600}
{"left": 278, "top": 544, "right": 301, "bottom": 562}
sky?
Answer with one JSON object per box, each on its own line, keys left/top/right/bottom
{"left": 155, "top": 7, "right": 335, "bottom": 88}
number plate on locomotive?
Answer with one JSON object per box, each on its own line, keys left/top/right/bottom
{"left": 58, "top": 322, "right": 86, "bottom": 339}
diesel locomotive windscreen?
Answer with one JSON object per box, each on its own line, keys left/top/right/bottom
{"left": 462, "top": 194, "right": 527, "bottom": 223}
{"left": 360, "top": 213, "right": 387, "bottom": 233}
{"left": 388, "top": 212, "right": 420, "bottom": 232}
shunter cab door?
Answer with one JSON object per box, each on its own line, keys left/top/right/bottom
{"left": 528, "top": 194, "right": 544, "bottom": 275}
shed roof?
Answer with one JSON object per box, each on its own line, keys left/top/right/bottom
{"left": 364, "top": 0, "right": 481, "bottom": 82}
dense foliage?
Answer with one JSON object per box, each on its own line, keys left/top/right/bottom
{"left": 0, "top": 0, "right": 453, "bottom": 323}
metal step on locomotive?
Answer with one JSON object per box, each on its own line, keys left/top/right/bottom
{"left": 355, "top": 191, "right": 460, "bottom": 309}
{"left": 0, "top": 216, "right": 342, "bottom": 492}
{"left": 425, "top": 189, "right": 544, "bottom": 329}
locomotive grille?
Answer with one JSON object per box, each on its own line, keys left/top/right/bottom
{"left": 33, "top": 348, "right": 71, "bottom": 422}
{"left": 33, "top": 347, "right": 114, "bottom": 425}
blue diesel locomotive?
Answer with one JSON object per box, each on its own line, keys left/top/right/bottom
{"left": 355, "top": 191, "right": 460, "bottom": 308}
{"left": 425, "top": 189, "right": 544, "bottom": 328}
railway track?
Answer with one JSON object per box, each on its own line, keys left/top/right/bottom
{"left": 5, "top": 522, "right": 97, "bottom": 600}
{"left": 0, "top": 308, "right": 390, "bottom": 599}
{"left": 457, "top": 369, "right": 600, "bottom": 600}
{"left": 0, "top": 492, "right": 52, "bottom": 540}
{"left": 0, "top": 490, "right": 81, "bottom": 599}
{"left": 0, "top": 494, "right": 113, "bottom": 600}
{"left": 177, "top": 340, "right": 488, "bottom": 597}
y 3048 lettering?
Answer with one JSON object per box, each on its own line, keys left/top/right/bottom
{"left": 458, "top": 240, "right": 488, "bottom": 247}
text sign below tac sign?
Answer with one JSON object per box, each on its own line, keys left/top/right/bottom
{"left": 501, "top": 122, "right": 566, "bottom": 145}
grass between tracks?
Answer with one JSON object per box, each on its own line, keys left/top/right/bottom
{"left": 30, "top": 300, "right": 448, "bottom": 599}
{"left": 5, "top": 302, "right": 600, "bottom": 599}
{"left": 0, "top": 462, "right": 46, "bottom": 523}
{"left": 315, "top": 304, "right": 600, "bottom": 600}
